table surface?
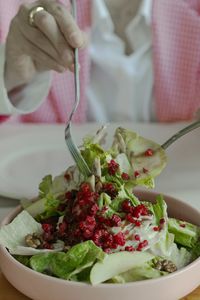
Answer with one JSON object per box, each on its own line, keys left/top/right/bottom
{"left": 0, "top": 123, "right": 200, "bottom": 300}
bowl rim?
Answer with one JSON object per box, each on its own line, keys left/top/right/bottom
{"left": 1, "top": 190, "right": 200, "bottom": 288}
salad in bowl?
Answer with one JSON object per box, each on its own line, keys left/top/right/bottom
{"left": 0, "top": 126, "right": 200, "bottom": 287}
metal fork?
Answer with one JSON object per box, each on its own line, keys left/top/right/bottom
{"left": 161, "top": 119, "right": 200, "bottom": 149}
{"left": 64, "top": 0, "right": 91, "bottom": 177}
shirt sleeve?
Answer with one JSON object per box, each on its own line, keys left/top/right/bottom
{"left": 0, "top": 44, "right": 52, "bottom": 115}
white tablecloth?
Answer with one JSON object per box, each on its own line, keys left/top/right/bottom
{"left": 0, "top": 122, "right": 199, "bottom": 222}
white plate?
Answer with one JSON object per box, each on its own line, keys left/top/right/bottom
{"left": 0, "top": 127, "right": 72, "bottom": 199}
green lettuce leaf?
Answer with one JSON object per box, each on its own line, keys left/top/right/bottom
{"left": 190, "top": 241, "right": 200, "bottom": 260}
{"left": 39, "top": 175, "right": 53, "bottom": 197}
{"left": 111, "top": 127, "right": 167, "bottom": 188}
{"left": 168, "top": 218, "right": 200, "bottom": 248}
{"left": 151, "top": 195, "right": 168, "bottom": 225}
{"left": 14, "top": 255, "right": 31, "bottom": 267}
{"left": 30, "top": 241, "right": 105, "bottom": 280}
{"left": 81, "top": 142, "right": 110, "bottom": 170}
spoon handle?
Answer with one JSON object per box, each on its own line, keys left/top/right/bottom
{"left": 161, "top": 120, "right": 200, "bottom": 150}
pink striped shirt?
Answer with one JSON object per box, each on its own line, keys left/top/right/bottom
{"left": 153, "top": 0, "right": 200, "bottom": 121}
{"left": 0, "top": 0, "right": 199, "bottom": 123}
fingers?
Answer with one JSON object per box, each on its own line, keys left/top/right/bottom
{"left": 9, "top": 18, "right": 67, "bottom": 74}
{"left": 8, "top": 0, "right": 87, "bottom": 77}
{"left": 17, "top": 7, "right": 73, "bottom": 69}
{"left": 22, "top": 34, "right": 66, "bottom": 73}
{"left": 33, "top": 9, "right": 74, "bottom": 68}
{"left": 40, "top": 0, "right": 86, "bottom": 48}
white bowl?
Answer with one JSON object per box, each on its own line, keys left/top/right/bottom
{"left": 0, "top": 190, "right": 200, "bottom": 300}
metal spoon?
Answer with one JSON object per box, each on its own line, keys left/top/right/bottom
{"left": 161, "top": 119, "right": 200, "bottom": 150}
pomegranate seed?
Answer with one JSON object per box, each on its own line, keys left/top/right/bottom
{"left": 104, "top": 234, "right": 114, "bottom": 248}
{"left": 132, "top": 207, "right": 140, "bottom": 218}
{"left": 86, "top": 216, "right": 96, "bottom": 224}
{"left": 97, "top": 216, "right": 106, "bottom": 224}
{"left": 42, "top": 223, "right": 53, "bottom": 233}
{"left": 125, "top": 246, "right": 135, "bottom": 252}
{"left": 59, "top": 222, "right": 67, "bottom": 233}
{"left": 143, "top": 168, "right": 148, "bottom": 173}
{"left": 121, "top": 172, "right": 130, "bottom": 180}
{"left": 80, "top": 182, "right": 91, "bottom": 193}
{"left": 92, "top": 229, "right": 107, "bottom": 246}
{"left": 93, "top": 229, "right": 112, "bottom": 247}
{"left": 134, "top": 234, "right": 140, "bottom": 241}
{"left": 79, "top": 199, "right": 86, "bottom": 206}
{"left": 180, "top": 223, "right": 186, "bottom": 228}
{"left": 64, "top": 173, "right": 71, "bottom": 181}
{"left": 43, "top": 231, "right": 54, "bottom": 242}
{"left": 101, "top": 206, "right": 108, "bottom": 214}
{"left": 111, "top": 214, "right": 121, "bottom": 227}
{"left": 132, "top": 204, "right": 148, "bottom": 218}
{"left": 134, "top": 171, "right": 140, "bottom": 178}
{"left": 137, "top": 240, "right": 148, "bottom": 251}
{"left": 141, "top": 240, "right": 148, "bottom": 247}
{"left": 89, "top": 203, "right": 99, "bottom": 216}
{"left": 79, "top": 216, "right": 96, "bottom": 234}
{"left": 43, "top": 242, "right": 53, "bottom": 249}
{"left": 153, "top": 226, "right": 159, "bottom": 231}
{"left": 121, "top": 200, "right": 132, "bottom": 213}
{"left": 134, "top": 220, "right": 142, "bottom": 227}
{"left": 83, "top": 229, "right": 93, "bottom": 239}
{"left": 104, "top": 248, "right": 112, "bottom": 254}
{"left": 145, "top": 148, "right": 154, "bottom": 157}
{"left": 159, "top": 218, "right": 165, "bottom": 225}
{"left": 103, "top": 218, "right": 112, "bottom": 227}
{"left": 108, "top": 160, "right": 119, "bottom": 175}
{"left": 113, "top": 232, "right": 126, "bottom": 246}
{"left": 126, "top": 214, "right": 135, "bottom": 223}
{"left": 102, "top": 183, "right": 117, "bottom": 199}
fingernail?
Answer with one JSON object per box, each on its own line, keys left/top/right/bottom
{"left": 69, "top": 32, "right": 83, "bottom": 47}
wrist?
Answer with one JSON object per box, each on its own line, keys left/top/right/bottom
{"left": 4, "top": 59, "right": 37, "bottom": 92}
{"left": 4, "top": 62, "right": 25, "bottom": 92}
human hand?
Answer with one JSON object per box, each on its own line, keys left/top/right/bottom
{"left": 4, "top": 0, "right": 86, "bottom": 91}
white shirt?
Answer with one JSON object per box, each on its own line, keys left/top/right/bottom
{"left": 0, "top": 0, "right": 154, "bottom": 122}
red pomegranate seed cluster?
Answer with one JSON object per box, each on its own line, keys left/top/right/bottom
{"left": 122, "top": 200, "right": 148, "bottom": 217}
{"left": 40, "top": 181, "right": 152, "bottom": 253}
{"left": 41, "top": 223, "right": 55, "bottom": 249}
{"left": 108, "top": 159, "right": 119, "bottom": 175}
{"left": 152, "top": 218, "right": 166, "bottom": 232}
{"left": 137, "top": 240, "right": 148, "bottom": 251}
{"left": 102, "top": 182, "right": 118, "bottom": 199}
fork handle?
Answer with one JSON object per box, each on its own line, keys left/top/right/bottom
{"left": 161, "top": 120, "right": 200, "bottom": 150}
{"left": 69, "top": 0, "right": 80, "bottom": 121}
